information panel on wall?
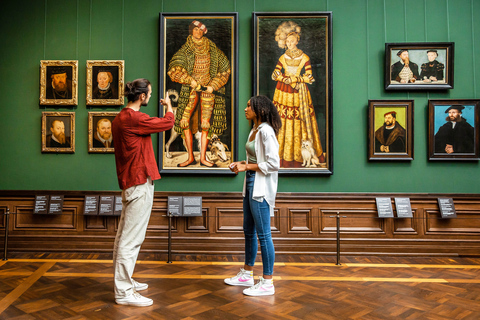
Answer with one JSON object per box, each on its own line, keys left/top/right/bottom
{"left": 34, "top": 195, "right": 49, "bottom": 214}
{"left": 376, "top": 197, "right": 394, "bottom": 218}
{"left": 438, "top": 198, "right": 456, "bottom": 218}
{"left": 394, "top": 197, "right": 413, "bottom": 218}
{"left": 48, "top": 195, "right": 64, "bottom": 214}
{"left": 167, "top": 196, "right": 202, "bottom": 217}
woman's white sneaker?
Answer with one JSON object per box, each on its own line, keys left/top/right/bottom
{"left": 115, "top": 292, "right": 153, "bottom": 307}
{"left": 224, "top": 268, "right": 254, "bottom": 286}
{"left": 243, "top": 276, "right": 275, "bottom": 296}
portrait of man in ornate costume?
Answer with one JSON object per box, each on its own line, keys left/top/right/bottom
{"left": 162, "top": 16, "right": 235, "bottom": 170}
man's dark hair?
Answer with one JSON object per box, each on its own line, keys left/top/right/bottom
{"left": 124, "top": 78, "right": 151, "bottom": 102}
{"left": 249, "top": 95, "right": 282, "bottom": 135}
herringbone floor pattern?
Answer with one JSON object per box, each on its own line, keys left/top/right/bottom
{"left": 1, "top": 253, "right": 479, "bottom": 319}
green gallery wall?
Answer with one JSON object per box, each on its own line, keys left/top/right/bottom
{"left": 0, "top": 0, "right": 479, "bottom": 194}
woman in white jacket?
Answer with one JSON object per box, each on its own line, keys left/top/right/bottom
{"left": 224, "top": 95, "right": 281, "bottom": 296}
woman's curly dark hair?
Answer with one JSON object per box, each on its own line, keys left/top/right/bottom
{"left": 249, "top": 95, "right": 282, "bottom": 135}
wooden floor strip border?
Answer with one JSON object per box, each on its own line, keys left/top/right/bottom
{"left": 37, "top": 272, "right": 480, "bottom": 284}
{"left": 0, "top": 262, "right": 55, "bottom": 314}
{"left": 3, "top": 259, "right": 480, "bottom": 269}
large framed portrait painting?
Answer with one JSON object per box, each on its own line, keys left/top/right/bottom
{"left": 158, "top": 13, "right": 238, "bottom": 174}
{"left": 253, "top": 12, "right": 333, "bottom": 174}
{"left": 429, "top": 99, "right": 479, "bottom": 160}
{"left": 385, "top": 42, "right": 454, "bottom": 90}
{"left": 41, "top": 112, "right": 75, "bottom": 153}
{"left": 86, "top": 60, "right": 124, "bottom": 106}
{"left": 39, "top": 60, "right": 78, "bottom": 106}
{"left": 368, "top": 100, "right": 414, "bottom": 161}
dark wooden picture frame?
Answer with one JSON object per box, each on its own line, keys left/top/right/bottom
{"left": 253, "top": 12, "right": 333, "bottom": 175}
{"left": 428, "top": 99, "right": 479, "bottom": 161}
{"left": 368, "top": 100, "right": 414, "bottom": 161}
{"left": 88, "top": 112, "right": 118, "bottom": 153}
{"left": 39, "top": 60, "right": 78, "bottom": 106}
{"left": 158, "top": 12, "right": 238, "bottom": 174}
{"left": 385, "top": 42, "right": 454, "bottom": 90}
{"left": 86, "top": 60, "right": 124, "bottom": 106}
{"left": 41, "top": 112, "right": 75, "bottom": 153}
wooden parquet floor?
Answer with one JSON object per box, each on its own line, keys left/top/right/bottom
{"left": 1, "top": 253, "right": 480, "bottom": 319}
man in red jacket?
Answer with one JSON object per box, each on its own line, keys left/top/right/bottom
{"left": 112, "top": 78, "right": 174, "bottom": 307}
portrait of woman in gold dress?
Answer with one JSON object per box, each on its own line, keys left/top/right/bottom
{"left": 271, "top": 21, "right": 325, "bottom": 168}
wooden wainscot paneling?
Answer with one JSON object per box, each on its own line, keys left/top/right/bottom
{"left": 393, "top": 209, "right": 418, "bottom": 234}
{"left": 2, "top": 191, "right": 480, "bottom": 256}
{"left": 216, "top": 207, "right": 244, "bottom": 232}
{"left": 147, "top": 206, "right": 173, "bottom": 232}
{"left": 271, "top": 208, "right": 280, "bottom": 233}
{"left": 320, "top": 209, "right": 386, "bottom": 234}
{"left": 425, "top": 209, "right": 480, "bottom": 234}
{"left": 14, "top": 205, "right": 77, "bottom": 230}
{"left": 185, "top": 209, "right": 209, "bottom": 232}
{"left": 0, "top": 206, "right": 6, "bottom": 229}
{"left": 84, "top": 215, "right": 108, "bottom": 231}
{"left": 288, "top": 208, "right": 313, "bottom": 234}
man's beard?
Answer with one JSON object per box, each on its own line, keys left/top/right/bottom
{"left": 384, "top": 121, "right": 393, "bottom": 127}
{"left": 55, "top": 133, "right": 66, "bottom": 144}
{"left": 402, "top": 57, "right": 410, "bottom": 65}
{"left": 141, "top": 100, "right": 149, "bottom": 107}
{"left": 54, "top": 81, "right": 67, "bottom": 91}
{"left": 100, "top": 132, "right": 111, "bottom": 140}
{"left": 446, "top": 114, "right": 461, "bottom": 122}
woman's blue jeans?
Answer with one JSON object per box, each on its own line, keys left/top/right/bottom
{"left": 243, "top": 170, "right": 275, "bottom": 276}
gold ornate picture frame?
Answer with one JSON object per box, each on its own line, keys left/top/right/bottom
{"left": 86, "top": 60, "right": 124, "bottom": 106}
{"left": 41, "top": 112, "right": 75, "bottom": 153}
{"left": 88, "top": 112, "right": 118, "bottom": 153}
{"left": 39, "top": 60, "right": 78, "bottom": 106}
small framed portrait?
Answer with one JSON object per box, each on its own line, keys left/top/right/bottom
{"left": 88, "top": 112, "right": 118, "bottom": 153}
{"left": 253, "top": 12, "right": 333, "bottom": 175}
{"left": 42, "top": 112, "right": 75, "bottom": 153}
{"left": 86, "top": 60, "right": 124, "bottom": 106}
{"left": 39, "top": 60, "right": 78, "bottom": 106}
{"left": 385, "top": 42, "right": 454, "bottom": 90}
{"left": 158, "top": 13, "right": 238, "bottom": 174}
{"left": 368, "top": 100, "right": 414, "bottom": 161}
{"left": 428, "top": 99, "right": 480, "bottom": 161}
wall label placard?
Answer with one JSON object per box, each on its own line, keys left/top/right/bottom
{"left": 84, "top": 195, "right": 99, "bottom": 215}
{"left": 114, "top": 196, "right": 122, "bottom": 216}
{"left": 167, "top": 196, "right": 202, "bottom": 217}
{"left": 376, "top": 197, "right": 394, "bottom": 218}
{"left": 168, "top": 196, "right": 182, "bottom": 216}
{"left": 438, "top": 198, "right": 456, "bottom": 218}
{"left": 394, "top": 197, "right": 413, "bottom": 218}
{"left": 183, "top": 196, "right": 202, "bottom": 217}
{"left": 48, "top": 195, "right": 64, "bottom": 214}
{"left": 34, "top": 195, "right": 49, "bottom": 214}
{"left": 99, "top": 195, "right": 114, "bottom": 215}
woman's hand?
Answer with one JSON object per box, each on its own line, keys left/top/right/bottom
{"left": 229, "top": 161, "right": 246, "bottom": 174}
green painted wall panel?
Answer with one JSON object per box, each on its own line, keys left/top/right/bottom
{"left": 0, "top": 0, "right": 479, "bottom": 193}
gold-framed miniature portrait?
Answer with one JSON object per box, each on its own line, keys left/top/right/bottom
{"left": 86, "top": 60, "right": 124, "bottom": 106}
{"left": 88, "top": 112, "right": 118, "bottom": 153}
{"left": 39, "top": 60, "right": 78, "bottom": 106}
{"left": 41, "top": 112, "right": 75, "bottom": 153}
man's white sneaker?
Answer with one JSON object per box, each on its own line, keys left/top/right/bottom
{"left": 224, "top": 268, "right": 254, "bottom": 287}
{"left": 115, "top": 292, "right": 153, "bottom": 307}
{"left": 132, "top": 279, "right": 148, "bottom": 291}
{"left": 243, "top": 276, "right": 275, "bottom": 296}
